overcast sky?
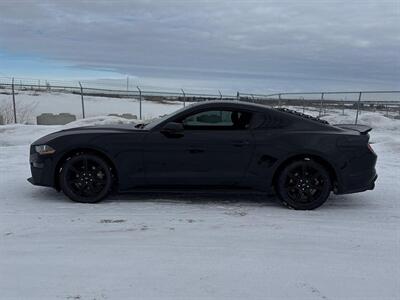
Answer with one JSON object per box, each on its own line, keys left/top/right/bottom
{"left": 0, "top": 0, "right": 398, "bottom": 93}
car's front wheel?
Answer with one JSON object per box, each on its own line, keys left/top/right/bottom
{"left": 59, "top": 153, "right": 112, "bottom": 203}
{"left": 276, "top": 158, "right": 331, "bottom": 210}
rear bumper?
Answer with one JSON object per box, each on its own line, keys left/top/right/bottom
{"left": 334, "top": 150, "right": 378, "bottom": 195}
{"left": 335, "top": 172, "right": 377, "bottom": 194}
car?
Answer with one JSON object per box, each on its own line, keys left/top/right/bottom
{"left": 28, "top": 101, "right": 377, "bottom": 210}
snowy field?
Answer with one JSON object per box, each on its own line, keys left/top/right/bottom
{"left": 0, "top": 107, "right": 399, "bottom": 299}
{"left": 0, "top": 89, "right": 183, "bottom": 122}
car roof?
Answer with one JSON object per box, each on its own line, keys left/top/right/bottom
{"left": 188, "top": 101, "right": 331, "bottom": 126}
{"left": 148, "top": 100, "right": 334, "bottom": 130}
{"left": 185, "top": 100, "right": 272, "bottom": 112}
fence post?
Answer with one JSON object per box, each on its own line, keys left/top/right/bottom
{"left": 342, "top": 100, "right": 345, "bottom": 115}
{"left": 218, "top": 90, "right": 222, "bottom": 100}
{"left": 302, "top": 97, "right": 305, "bottom": 113}
{"left": 354, "top": 92, "right": 362, "bottom": 124}
{"left": 319, "top": 92, "right": 324, "bottom": 117}
{"left": 78, "top": 81, "right": 85, "bottom": 119}
{"left": 137, "top": 86, "right": 142, "bottom": 120}
{"left": 11, "top": 77, "right": 17, "bottom": 123}
{"left": 181, "top": 88, "right": 186, "bottom": 107}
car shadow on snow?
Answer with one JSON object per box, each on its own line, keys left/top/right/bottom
{"left": 110, "top": 192, "right": 370, "bottom": 211}
{"left": 29, "top": 187, "right": 279, "bottom": 207}
{"left": 29, "top": 186, "right": 371, "bottom": 210}
{"left": 110, "top": 191, "right": 280, "bottom": 207}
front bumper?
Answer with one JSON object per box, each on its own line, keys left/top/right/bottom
{"left": 28, "top": 150, "right": 55, "bottom": 187}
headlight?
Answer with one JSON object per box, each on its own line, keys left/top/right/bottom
{"left": 35, "top": 145, "right": 56, "bottom": 155}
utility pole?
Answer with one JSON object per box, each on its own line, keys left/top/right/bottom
{"left": 126, "top": 76, "right": 129, "bottom": 91}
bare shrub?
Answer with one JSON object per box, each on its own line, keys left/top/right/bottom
{"left": 0, "top": 99, "right": 38, "bottom": 124}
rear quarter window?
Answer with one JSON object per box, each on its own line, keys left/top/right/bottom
{"left": 259, "top": 112, "right": 289, "bottom": 129}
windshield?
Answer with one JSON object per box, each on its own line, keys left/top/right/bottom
{"left": 143, "top": 104, "right": 195, "bottom": 129}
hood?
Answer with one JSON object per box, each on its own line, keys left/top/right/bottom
{"left": 61, "top": 123, "right": 140, "bottom": 132}
{"left": 31, "top": 124, "right": 143, "bottom": 145}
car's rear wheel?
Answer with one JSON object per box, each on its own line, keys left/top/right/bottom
{"left": 276, "top": 158, "right": 331, "bottom": 210}
{"left": 59, "top": 153, "right": 112, "bottom": 203}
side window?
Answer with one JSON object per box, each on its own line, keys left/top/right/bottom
{"left": 182, "top": 110, "right": 252, "bottom": 130}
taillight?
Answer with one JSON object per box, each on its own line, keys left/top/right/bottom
{"left": 368, "top": 143, "right": 375, "bottom": 154}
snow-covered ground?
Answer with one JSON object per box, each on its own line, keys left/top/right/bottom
{"left": 0, "top": 109, "right": 399, "bottom": 299}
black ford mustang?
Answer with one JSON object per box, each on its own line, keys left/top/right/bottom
{"left": 28, "top": 101, "right": 377, "bottom": 209}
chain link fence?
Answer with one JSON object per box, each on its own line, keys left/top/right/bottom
{"left": 1, "top": 76, "right": 399, "bottom": 125}
{"left": 239, "top": 91, "right": 400, "bottom": 124}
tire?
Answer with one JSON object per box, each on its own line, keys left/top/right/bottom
{"left": 276, "top": 158, "right": 331, "bottom": 210}
{"left": 59, "top": 153, "right": 112, "bottom": 203}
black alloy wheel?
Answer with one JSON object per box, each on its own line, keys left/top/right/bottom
{"left": 276, "top": 158, "right": 331, "bottom": 210}
{"left": 59, "top": 154, "right": 112, "bottom": 203}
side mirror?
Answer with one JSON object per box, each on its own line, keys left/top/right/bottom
{"left": 160, "top": 122, "right": 184, "bottom": 137}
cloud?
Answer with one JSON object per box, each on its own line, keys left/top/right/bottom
{"left": 0, "top": 0, "right": 398, "bottom": 91}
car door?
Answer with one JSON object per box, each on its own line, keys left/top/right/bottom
{"left": 143, "top": 109, "right": 255, "bottom": 186}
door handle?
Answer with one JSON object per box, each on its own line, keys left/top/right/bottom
{"left": 232, "top": 140, "right": 250, "bottom": 147}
